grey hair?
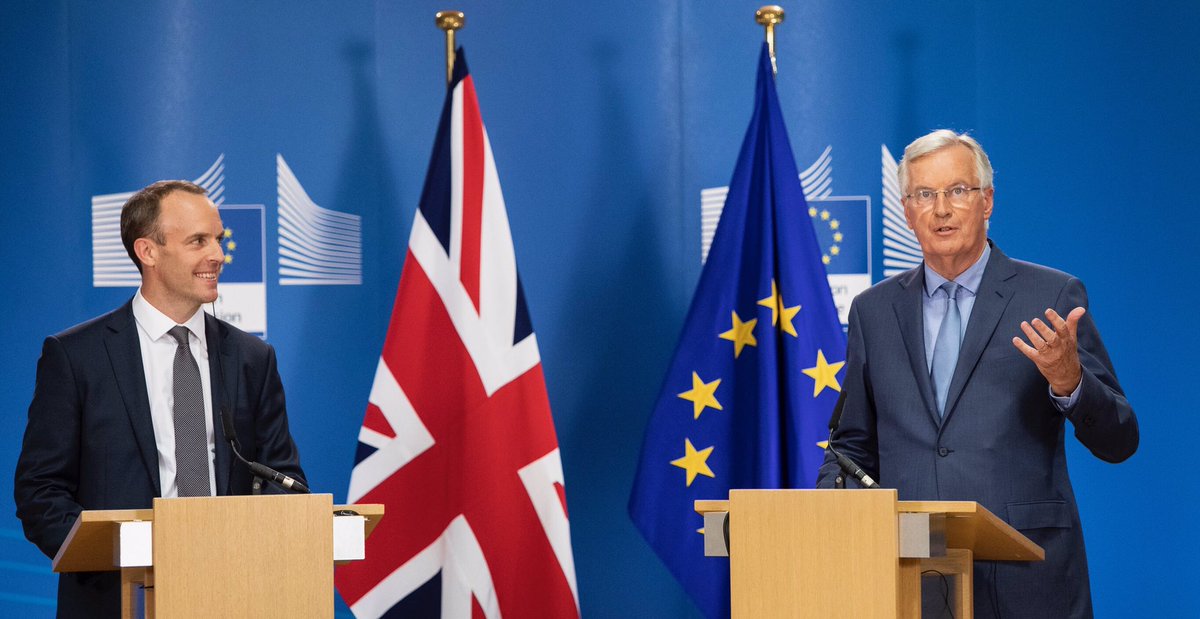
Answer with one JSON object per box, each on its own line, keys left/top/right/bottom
{"left": 897, "top": 129, "right": 994, "bottom": 194}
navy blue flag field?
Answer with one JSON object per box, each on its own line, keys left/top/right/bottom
{"left": 628, "top": 44, "right": 848, "bottom": 618}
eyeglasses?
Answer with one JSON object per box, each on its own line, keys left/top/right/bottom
{"left": 904, "top": 185, "right": 983, "bottom": 208}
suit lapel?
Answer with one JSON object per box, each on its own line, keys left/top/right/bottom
{"left": 104, "top": 301, "right": 161, "bottom": 495}
{"left": 941, "top": 245, "right": 1017, "bottom": 424}
{"left": 206, "top": 314, "right": 239, "bottom": 496}
{"left": 892, "top": 267, "right": 940, "bottom": 426}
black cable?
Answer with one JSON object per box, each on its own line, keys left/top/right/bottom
{"left": 920, "top": 569, "right": 954, "bottom": 619}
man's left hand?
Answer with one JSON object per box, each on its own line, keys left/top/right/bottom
{"left": 1012, "top": 307, "right": 1086, "bottom": 396}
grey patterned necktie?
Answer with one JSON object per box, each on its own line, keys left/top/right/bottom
{"left": 931, "top": 282, "right": 962, "bottom": 417}
{"left": 169, "top": 326, "right": 211, "bottom": 497}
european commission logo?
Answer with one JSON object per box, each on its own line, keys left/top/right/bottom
{"left": 90, "top": 154, "right": 362, "bottom": 337}
{"left": 701, "top": 144, "right": 922, "bottom": 326}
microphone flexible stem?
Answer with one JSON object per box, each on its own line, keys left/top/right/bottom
{"left": 211, "top": 300, "right": 309, "bottom": 494}
{"left": 826, "top": 428, "right": 881, "bottom": 489}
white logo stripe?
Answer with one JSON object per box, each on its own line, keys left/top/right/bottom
{"left": 799, "top": 145, "right": 834, "bottom": 200}
{"left": 880, "top": 144, "right": 922, "bottom": 275}
{"left": 92, "top": 155, "right": 225, "bottom": 287}
{"left": 277, "top": 180, "right": 362, "bottom": 247}
{"left": 699, "top": 146, "right": 835, "bottom": 265}
{"left": 276, "top": 154, "right": 363, "bottom": 285}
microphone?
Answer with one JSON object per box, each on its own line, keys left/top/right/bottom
{"left": 825, "top": 389, "right": 880, "bottom": 489}
{"left": 211, "top": 301, "right": 310, "bottom": 494}
{"left": 219, "top": 404, "right": 310, "bottom": 494}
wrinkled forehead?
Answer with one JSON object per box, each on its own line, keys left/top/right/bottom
{"left": 906, "top": 145, "right": 978, "bottom": 187}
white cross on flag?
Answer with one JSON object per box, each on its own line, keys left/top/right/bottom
{"left": 335, "top": 49, "right": 579, "bottom": 618}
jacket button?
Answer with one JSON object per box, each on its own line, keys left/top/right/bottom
{"left": 938, "top": 447, "right": 949, "bottom": 457}
{"left": 1083, "top": 415, "right": 1096, "bottom": 427}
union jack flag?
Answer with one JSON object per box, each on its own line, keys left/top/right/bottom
{"left": 335, "top": 50, "right": 579, "bottom": 618}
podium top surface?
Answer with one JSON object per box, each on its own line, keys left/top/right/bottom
{"left": 695, "top": 490, "right": 1043, "bottom": 562}
{"left": 896, "top": 499, "right": 1043, "bottom": 561}
{"left": 52, "top": 495, "right": 384, "bottom": 573}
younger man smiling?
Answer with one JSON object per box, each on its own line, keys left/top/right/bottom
{"left": 15, "top": 180, "right": 307, "bottom": 617}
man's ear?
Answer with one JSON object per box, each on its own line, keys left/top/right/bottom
{"left": 134, "top": 237, "right": 157, "bottom": 269}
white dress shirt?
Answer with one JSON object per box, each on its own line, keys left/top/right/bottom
{"left": 132, "top": 290, "right": 217, "bottom": 497}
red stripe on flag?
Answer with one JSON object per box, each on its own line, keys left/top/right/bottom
{"left": 361, "top": 403, "right": 395, "bottom": 439}
{"left": 459, "top": 76, "right": 485, "bottom": 313}
{"left": 555, "top": 481, "right": 569, "bottom": 518}
{"left": 336, "top": 254, "right": 574, "bottom": 617}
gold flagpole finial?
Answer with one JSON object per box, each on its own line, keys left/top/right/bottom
{"left": 435, "top": 11, "right": 466, "bottom": 85}
{"left": 755, "top": 5, "right": 785, "bottom": 74}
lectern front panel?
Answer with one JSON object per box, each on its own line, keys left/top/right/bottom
{"left": 729, "top": 489, "right": 900, "bottom": 619}
{"left": 152, "top": 494, "right": 334, "bottom": 618}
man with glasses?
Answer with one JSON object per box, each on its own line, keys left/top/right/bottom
{"left": 817, "top": 130, "right": 1137, "bottom": 618}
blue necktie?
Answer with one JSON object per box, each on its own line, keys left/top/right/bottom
{"left": 931, "top": 282, "right": 961, "bottom": 416}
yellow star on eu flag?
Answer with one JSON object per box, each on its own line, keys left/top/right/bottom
{"left": 678, "top": 372, "right": 722, "bottom": 419}
{"left": 802, "top": 349, "right": 845, "bottom": 397}
{"left": 671, "top": 438, "right": 715, "bottom": 487}
{"left": 757, "top": 279, "right": 801, "bottom": 337}
{"left": 718, "top": 311, "right": 757, "bottom": 358}
{"left": 757, "top": 280, "right": 782, "bottom": 325}
{"left": 222, "top": 227, "right": 236, "bottom": 265}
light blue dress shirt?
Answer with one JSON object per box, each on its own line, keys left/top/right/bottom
{"left": 921, "top": 243, "right": 1079, "bottom": 410}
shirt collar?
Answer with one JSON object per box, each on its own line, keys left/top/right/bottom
{"left": 923, "top": 242, "right": 991, "bottom": 298}
{"left": 132, "top": 290, "right": 209, "bottom": 347}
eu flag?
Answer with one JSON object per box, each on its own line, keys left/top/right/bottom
{"left": 628, "top": 44, "right": 848, "bottom": 618}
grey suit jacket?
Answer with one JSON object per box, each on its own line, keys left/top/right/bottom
{"left": 817, "top": 243, "right": 1137, "bottom": 619}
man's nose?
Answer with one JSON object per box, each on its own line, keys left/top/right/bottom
{"left": 210, "top": 238, "right": 225, "bottom": 263}
{"left": 932, "top": 192, "right": 953, "bottom": 215}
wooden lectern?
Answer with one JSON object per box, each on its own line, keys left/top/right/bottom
{"left": 696, "top": 489, "right": 1043, "bottom": 619}
{"left": 51, "top": 495, "right": 383, "bottom": 618}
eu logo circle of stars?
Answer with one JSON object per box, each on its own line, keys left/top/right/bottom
{"left": 222, "top": 227, "right": 236, "bottom": 265}
{"left": 808, "top": 206, "right": 843, "bottom": 266}
{"left": 670, "top": 278, "right": 845, "bottom": 489}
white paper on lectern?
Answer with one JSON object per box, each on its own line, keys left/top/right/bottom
{"left": 333, "top": 516, "right": 365, "bottom": 561}
{"left": 114, "top": 521, "right": 153, "bottom": 567}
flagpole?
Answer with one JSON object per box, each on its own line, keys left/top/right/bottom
{"left": 435, "top": 10, "right": 465, "bottom": 84}
{"left": 755, "top": 5, "right": 785, "bottom": 75}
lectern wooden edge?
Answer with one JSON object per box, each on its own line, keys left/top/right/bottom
{"left": 51, "top": 495, "right": 384, "bottom": 618}
{"left": 696, "top": 490, "right": 1042, "bottom": 618}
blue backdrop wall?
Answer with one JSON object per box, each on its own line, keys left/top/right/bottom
{"left": 1, "top": 2, "right": 1196, "bottom": 617}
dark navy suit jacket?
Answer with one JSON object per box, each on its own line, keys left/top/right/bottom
{"left": 14, "top": 300, "right": 307, "bottom": 618}
{"left": 817, "top": 244, "right": 1137, "bottom": 619}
